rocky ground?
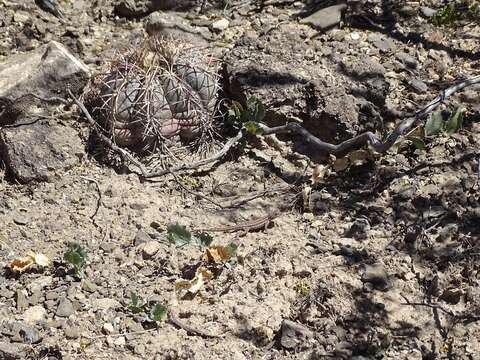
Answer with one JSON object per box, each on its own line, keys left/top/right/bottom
{"left": 0, "top": 0, "right": 479, "bottom": 359}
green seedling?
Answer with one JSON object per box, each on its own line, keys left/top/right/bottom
{"left": 225, "top": 96, "right": 266, "bottom": 134}
{"left": 409, "top": 107, "right": 465, "bottom": 150}
{"left": 166, "top": 224, "right": 214, "bottom": 248}
{"left": 63, "top": 242, "right": 86, "bottom": 279}
{"left": 127, "top": 292, "right": 167, "bottom": 322}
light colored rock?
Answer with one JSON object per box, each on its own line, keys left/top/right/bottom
{"left": 56, "top": 297, "right": 74, "bottom": 317}
{"left": 142, "top": 240, "right": 161, "bottom": 259}
{"left": 210, "top": 18, "right": 229, "bottom": 32}
{"left": 23, "top": 306, "right": 47, "bottom": 324}
{"left": 0, "top": 41, "right": 90, "bottom": 99}
{"left": 92, "top": 298, "right": 121, "bottom": 311}
{"left": 103, "top": 323, "right": 115, "bottom": 334}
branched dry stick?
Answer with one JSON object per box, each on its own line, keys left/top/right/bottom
{"left": 69, "top": 74, "right": 479, "bottom": 178}
{"left": 401, "top": 296, "right": 456, "bottom": 317}
{"left": 68, "top": 89, "right": 243, "bottom": 179}
{"left": 258, "top": 75, "right": 480, "bottom": 155}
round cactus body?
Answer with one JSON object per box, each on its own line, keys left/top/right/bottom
{"left": 87, "top": 37, "right": 219, "bottom": 150}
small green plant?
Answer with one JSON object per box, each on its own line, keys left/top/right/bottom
{"left": 409, "top": 107, "right": 465, "bottom": 150}
{"left": 63, "top": 242, "right": 86, "bottom": 279}
{"left": 128, "top": 292, "right": 167, "bottom": 322}
{"left": 166, "top": 224, "right": 214, "bottom": 247}
{"left": 225, "top": 96, "right": 266, "bottom": 134}
{"left": 431, "top": 1, "right": 480, "bottom": 26}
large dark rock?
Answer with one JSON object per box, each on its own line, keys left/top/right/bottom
{"left": 0, "top": 121, "right": 84, "bottom": 183}
{"left": 114, "top": 0, "right": 195, "bottom": 18}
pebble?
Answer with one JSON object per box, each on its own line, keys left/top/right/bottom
{"left": 64, "top": 325, "right": 81, "bottom": 339}
{"left": 23, "top": 305, "right": 47, "bottom": 324}
{"left": 16, "top": 290, "right": 28, "bottom": 312}
{"left": 134, "top": 229, "right": 151, "bottom": 246}
{"left": 420, "top": 6, "right": 437, "bottom": 17}
{"left": 113, "top": 336, "right": 126, "bottom": 346}
{"left": 56, "top": 297, "right": 75, "bottom": 317}
{"left": 396, "top": 52, "right": 418, "bottom": 69}
{"left": 210, "top": 18, "right": 229, "bottom": 32}
{"left": 361, "top": 263, "right": 390, "bottom": 290}
{"left": 409, "top": 79, "right": 428, "bottom": 93}
{"left": 280, "top": 320, "right": 314, "bottom": 349}
{"left": 103, "top": 323, "right": 115, "bottom": 335}
{"left": 142, "top": 241, "right": 161, "bottom": 259}
{"left": 0, "top": 341, "right": 28, "bottom": 359}
{"left": 92, "top": 298, "right": 121, "bottom": 311}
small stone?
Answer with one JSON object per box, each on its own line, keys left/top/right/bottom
{"left": 361, "top": 263, "right": 390, "bottom": 290}
{"left": 420, "top": 6, "right": 437, "bottom": 17}
{"left": 210, "top": 18, "right": 229, "bottom": 32}
{"left": 0, "top": 341, "right": 28, "bottom": 359}
{"left": 16, "top": 290, "right": 28, "bottom": 312}
{"left": 64, "top": 325, "right": 81, "bottom": 339}
{"left": 300, "top": 4, "right": 347, "bottom": 31}
{"left": 56, "top": 297, "right": 74, "bottom": 317}
{"left": 409, "top": 79, "right": 428, "bottom": 94}
{"left": 280, "top": 320, "right": 314, "bottom": 349}
{"left": 350, "top": 32, "right": 360, "bottom": 41}
{"left": 13, "top": 210, "right": 29, "bottom": 225}
{"left": 2, "top": 321, "right": 42, "bottom": 344}
{"left": 92, "top": 298, "right": 121, "bottom": 311}
{"left": 346, "top": 218, "right": 370, "bottom": 240}
{"left": 396, "top": 52, "right": 418, "bottom": 69}
{"left": 440, "top": 288, "right": 464, "bottom": 305}
{"left": 103, "top": 323, "right": 115, "bottom": 335}
{"left": 142, "top": 241, "right": 161, "bottom": 259}
{"left": 134, "top": 344, "right": 146, "bottom": 356}
{"left": 134, "top": 229, "right": 151, "bottom": 246}
{"left": 113, "top": 336, "right": 126, "bottom": 346}
{"left": 23, "top": 306, "right": 47, "bottom": 324}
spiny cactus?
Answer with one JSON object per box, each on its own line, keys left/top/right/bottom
{"left": 86, "top": 37, "right": 219, "bottom": 152}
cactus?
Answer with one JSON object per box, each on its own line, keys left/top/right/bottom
{"left": 86, "top": 37, "right": 219, "bottom": 152}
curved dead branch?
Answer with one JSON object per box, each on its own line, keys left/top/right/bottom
{"left": 259, "top": 75, "right": 480, "bottom": 155}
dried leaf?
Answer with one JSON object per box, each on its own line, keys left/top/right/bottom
{"left": 9, "top": 255, "right": 35, "bottom": 273}
{"left": 348, "top": 150, "right": 370, "bottom": 166}
{"left": 203, "top": 244, "right": 238, "bottom": 263}
{"left": 175, "top": 267, "right": 213, "bottom": 300}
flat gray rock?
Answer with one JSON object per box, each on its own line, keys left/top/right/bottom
{"left": 300, "top": 4, "right": 347, "bottom": 31}
{"left": 0, "top": 121, "right": 84, "bottom": 183}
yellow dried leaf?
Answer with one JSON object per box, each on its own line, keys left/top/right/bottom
{"left": 9, "top": 255, "right": 35, "bottom": 273}
{"left": 174, "top": 267, "right": 212, "bottom": 300}
{"left": 203, "top": 246, "right": 236, "bottom": 263}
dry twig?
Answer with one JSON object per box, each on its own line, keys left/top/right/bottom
{"left": 258, "top": 75, "right": 480, "bottom": 155}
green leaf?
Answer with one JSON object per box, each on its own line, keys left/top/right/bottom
{"left": 150, "top": 303, "right": 167, "bottom": 322}
{"left": 194, "top": 232, "right": 214, "bottom": 247}
{"left": 244, "top": 121, "right": 263, "bottom": 135}
{"left": 410, "top": 137, "right": 426, "bottom": 150}
{"left": 166, "top": 224, "right": 192, "bottom": 247}
{"left": 223, "top": 243, "right": 238, "bottom": 260}
{"left": 445, "top": 107, "right": 464, "bottom": 134}
{"left": 130, "top": 292, "right": 139, "bottom": 307}
{"left": 425, "top": 111, "right": 445, "bottom": 136}
{"left": 64, "top": 242, "right": 86, "bottom": 278}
